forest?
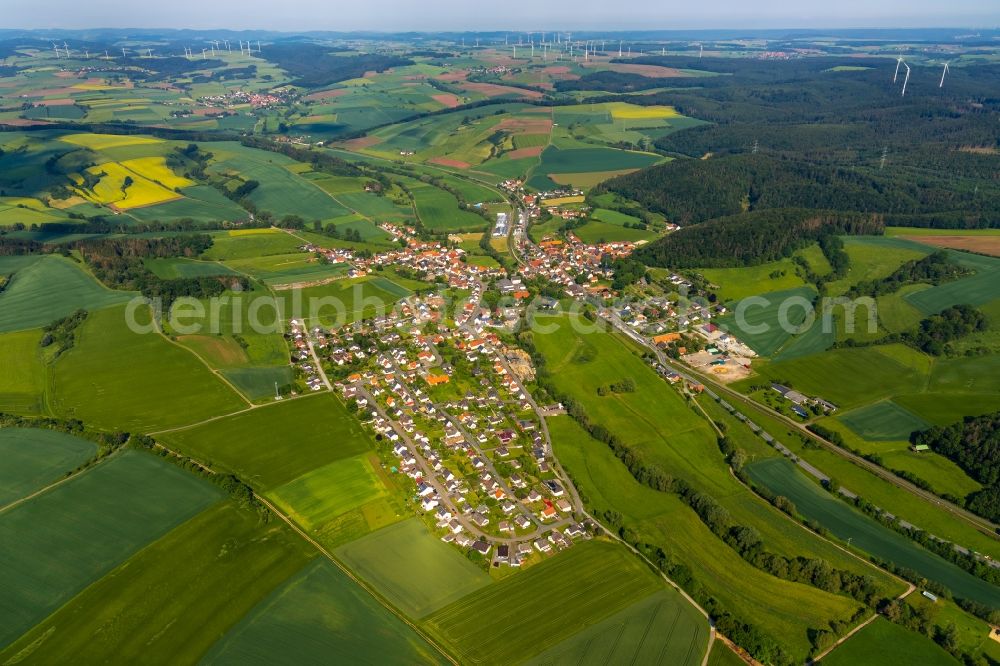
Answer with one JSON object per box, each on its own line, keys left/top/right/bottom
{"left": 261, "top": 44, "right": 412, "bottom": 88}
{"left": 912, "top": 411, "right": 1000, "bottom": 521}
{"left": 632, "top": 209, "right": 883, "bottom": 268}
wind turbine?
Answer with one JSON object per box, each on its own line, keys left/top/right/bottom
{"left": 122, "top": 47, "right": 128, "bottom": 59}
{"left": 257, "top": 40, "right": 261, "bottom": 54}
{"left": 939, "top": 61, "right": 949, "bottom": 87}
{"left": 62, "top": 42, "right": 70, "bottom": 57}
{"left": 202, "top": 48, "right": 207, "bottom": 59}
{"left": 84, "top": 49, "right": 90, "bottom": 59}
{"left": 700, "top": 43, "right": 704, "bottom": 58}
{"left": 901, "top": 62, "right": 911, "bottom": 97}
{"left": 618, "top": 40, "right": 623, "bottom": 57}
{"left": 146, "top": 48, "right": 153, "bottom": 58}
{"left": 52, "top": 43, "right": 61, "bottom": 58}
{"left": 893, "top": 55, "right": 904, "bottom": 83}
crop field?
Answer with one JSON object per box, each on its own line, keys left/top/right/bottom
{"left": 203, "top": 229, "right": 307, "bottom": 261}
{"left": 412, "top": 184, "right": 490, "bottom": 231}
{"left": 906, "top": 595, "right": 1000, "bottom": 664}
{"left": 904, "top": 250, "right": 1000, "bottom": 315}
{"left": 526, "top": 590, "right": 708, "bottom": 666}
{"left": 223, "top": 252, "right": 348, "bottom": 286}
{"left": 549, "top": 416, "right": 873, "bottom": 661}
{"left": 424, "top": 540, "right": 673, "bottom": 664}
{"left": 269, "top": 454, "right": 388, "bottom": 533}
{"left": 203, "top": 559, "right": 447, "bottom": 665}
{"left": 0, "top": 428, "right": 96, "bottom": 507}
{"left": 715, "top": 286, "right": 817, "bottom": 356}
{"left": 274, "top": 275, "right": 416, "bottom": 326}
{"left": 838, "top": 401, "right": 930, "bottom": 441}
{"left": 0, "top": 329, "right": 46, "bottom": 414}
{"left": 821, "top": 618, "right": 957, "bottom": 666}
{"left": 746, "top": 458, "right": 1000, "bottom": 608}
{"left": 738, "top": 344, "right": 931, "bottom": 409}
{"left": 220, "top": 366, "right": 294, "bottom": 401}
{"left": 75, "top": 161, "right": 183, "bottom": 209}
{"left": 0, "top": 450, "right": 221, "bottom": 649}
{"left": 534, "top": 145, "right": 662, "bottom": 176}
{"left": 50, "top": 305, "right": 245, "bottom": 431}
{"left": 0, "top": 501, "right": 313, "bottom": 664}
{"left": 160, "top": 393, "right": 372, "bottom": 490}
{"left": 0, "top": 255, "right": 135, "bottom": 333}
{"left": 336, "top": 518, "right": 491, "bottom": 619}
{"left": 144, "top": 257, "right": 238, "bottom": 279}
{"left": 59, "top": 132, "right": 164, "bottom": 150}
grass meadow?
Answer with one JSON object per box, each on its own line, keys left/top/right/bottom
{"left": 821, "top": 617, "right": 958, "bottom": 666}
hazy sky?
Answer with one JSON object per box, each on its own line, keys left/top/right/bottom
{"left": 6, "top": 0, "right": 999, "bottom": 31}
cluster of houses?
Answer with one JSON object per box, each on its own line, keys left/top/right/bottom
{"left": 517, "top": 234, "right": 637, "bottom": 300}
{"left": 287, "top": 320, "right": 325, "bottom": 392}
{"left": 198, "top": 88, "right": 294, "bottom": 109}
{"left": 315, "top": 297, "right": 590, "bottom": 564}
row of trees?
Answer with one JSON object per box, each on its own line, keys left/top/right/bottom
{"left": 847, "top": 251, "right": 969, "bottom": 298}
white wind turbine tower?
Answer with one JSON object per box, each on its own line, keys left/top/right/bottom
{"left": 901, "top": 62, "right": 911, "bottom": 96}
{"left": 202, "top": 48, "right": 207, "bottom": 59}
{"left": 104, "top": 50, "right": 109, "bottom": 60}
{"left": 257, "top": 40, "right": 262, "bottom": 54}
{"left": 84, "top": 49, "right": 90, "bottom": 59}
{"left": 618, "top": 40, "right": 623, "bottom": 57}
{"left": 52, "top": 43, "right": 61, "bottom": 58}
{"left": 893, "top": 55, "right": 904, "bottom": 83}
{"left": 122, "top": 47, "right": 128, "bottom": 59}
{"left": 939, "top": 61, "right": 949, "bottom": 87}
{"left": 700, "top": 43, "right": 704, "bottom": 58}
{"left": 63, "top": 42, "right": 70, "bottom": 57}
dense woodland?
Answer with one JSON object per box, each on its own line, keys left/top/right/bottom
{"left": 76, "top": 235, "right": 247, "bottom": 306}
{"left": 590, "top": 56, "right": 999, "bottom": 267}
{"left": 632, "top": 209, "right": 883, "bottom": 268}
{"left": 912, "top": 412, "right": 1000, "bottom": 522}
{"left": 262, "top": 44, "right": 412, "bottom": 88}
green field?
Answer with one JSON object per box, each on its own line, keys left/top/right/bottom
{"left": 161, "top": 393, "right": 372, "bottom": 490}
{"left": 274, "top": 275, "right": 416, "bottom": 326}
{"left": 527, "top": 590, "right": 708, "bottom": 666}
{"left": 821, "top": 617, "right": 958, "bottom": 666}
{"left": 739, "top": 344, "right": 931, "bottom": 410}
{"left": 838, "top": 401, "right": 930, "bottom": 441}
{"left": 0, "top": 428, "right": 96, "bottom": 507}
{"left": 0, "top": 450, "right": 221, "bottom": 649}
{"left": 204, "top": 558, "right": 447, "bottom": 665}
{"left": 50, "top": 305, "right": 245, "bottom": 431}
{"left": 548, "top": 416, "right": 869, "bottom": 660}
{"left": 0, "top": 328, "right": 47, "bottom": 414}
{"left": 0, "top": 501, "right": 314, "bottom": 664}
{"left": 534, "top": 146, "right": 662, "bottom": 175}
{"left": 716, "top": 286, "right": 818, "bottom": 356}
{"left": 904, "top": 250, "right": 1000, "bottom": 315}
{"left": 573, "top": 219, "right": 657, "bottom": 244}
{"left": 697, "top": 258, "right": 809, "bottom": 302}
{"left": 424, "top": 540, "right": 685, "bottom": 664}
{"left": 144, "top": 257, "right": 239, "bottom": 279}
{"left": 746, "top": 458, "right": 1000, "bottom": 608}
{"left": 825, "top": 237, "right": 930, "bottom": 297}
{"left": 412, "top": 184, "right": 490, "bottom": 232}
{"left": 0, "top": 255, "right": 135, "bottom": 333}
{"left": 202, "top": 229, "right": 307, "bottom": 261}
{"left": 270, "top": 454, "right": 387, "bottom": 532}
{"left": 220, "top": 366, "right": 294, "bottom": 401}
{"left": 336, "top": 518, "right": 491, "bottom": 619}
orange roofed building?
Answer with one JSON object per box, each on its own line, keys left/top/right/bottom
{"left": 652, "top": 332, "right": 681, "bottom": 346}
{"left": 425, "top": 373, "right": 450, "bottom": 386}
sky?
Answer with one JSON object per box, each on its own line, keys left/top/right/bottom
{"left": 5, "top": 0, "right": 999, "bottom": 32}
